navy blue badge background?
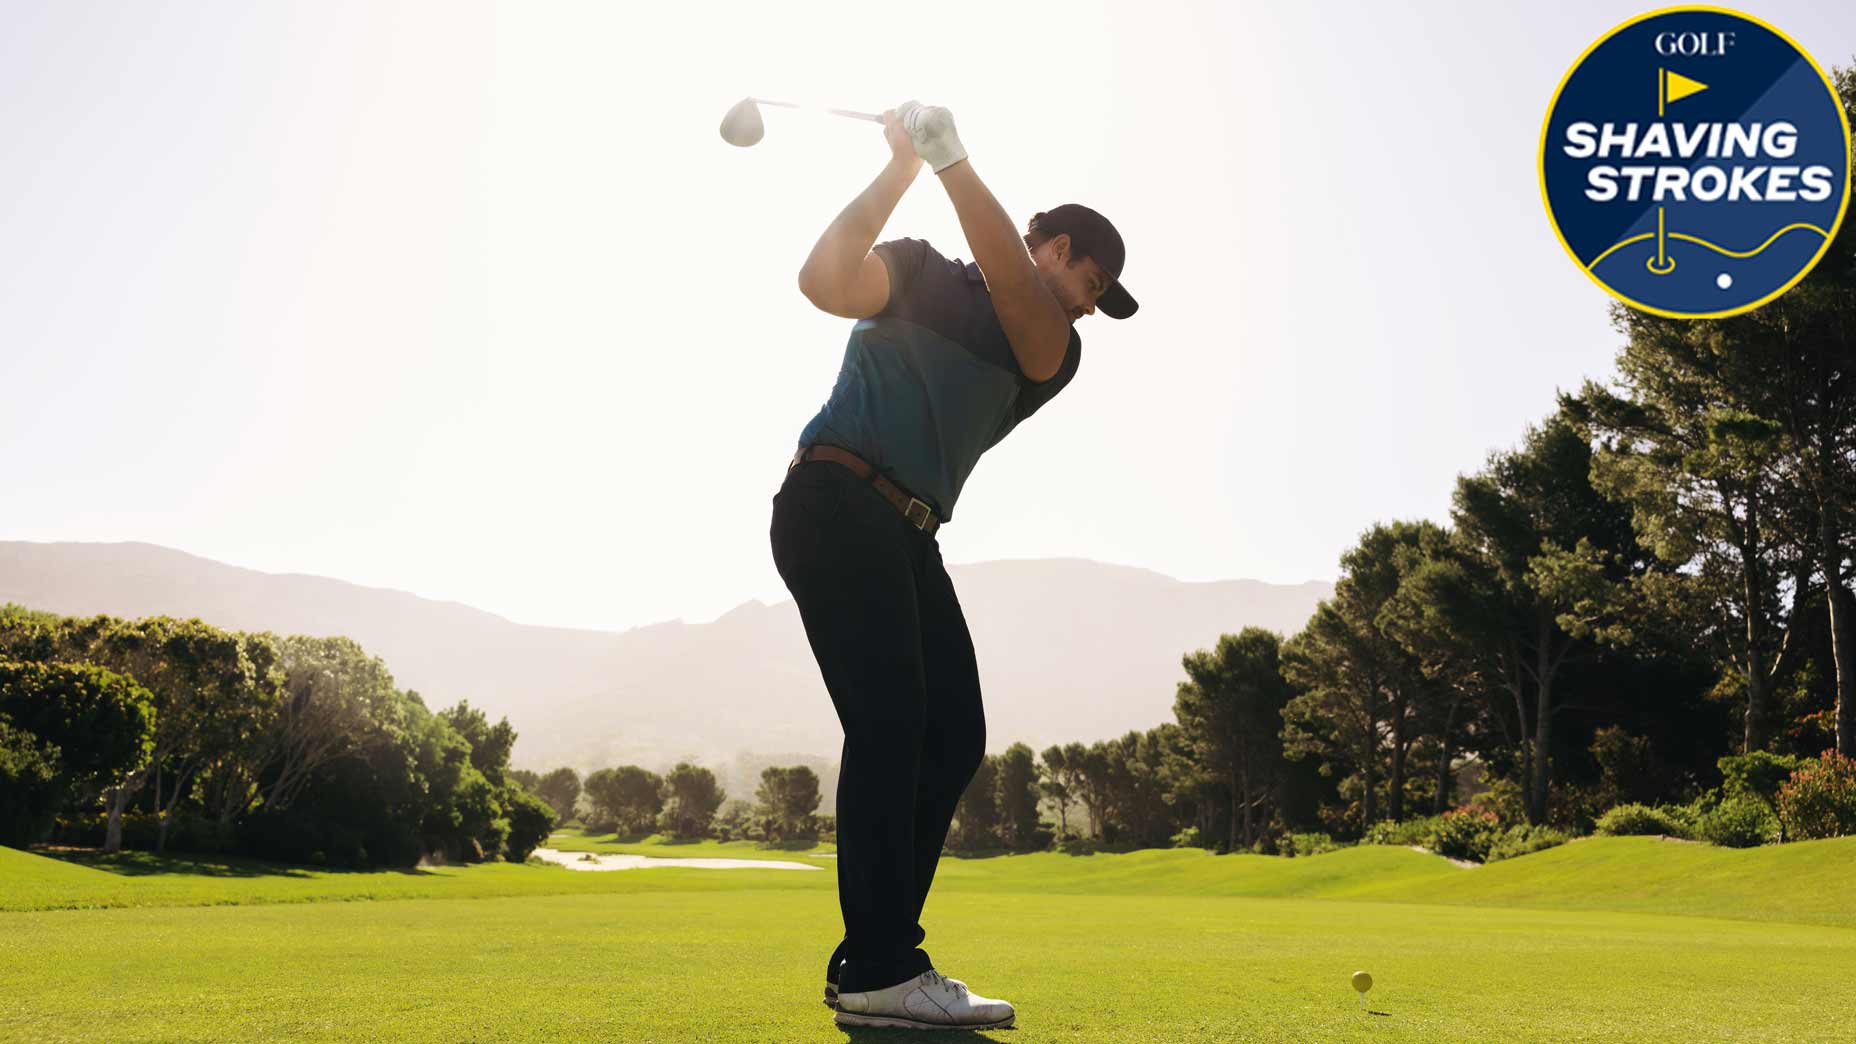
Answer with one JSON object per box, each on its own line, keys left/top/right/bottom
{"left": 1541, "top": 9, "right": 1847, "bottom": 315}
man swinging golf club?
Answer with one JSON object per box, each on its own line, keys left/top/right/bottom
{"left": 768, "top": 98, "right": 1138, "bottom": 1030}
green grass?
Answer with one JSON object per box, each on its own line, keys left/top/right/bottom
{"left": 0, "top": 842, "right": 830, "bottom": 913}
{"left": 4, "top": 835, "right": 1854, "bottom": 1042}
{"left": 1380, "top": 835, "right": 1856, "bottom": 929}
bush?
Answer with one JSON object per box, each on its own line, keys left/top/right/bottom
{"left": 1364, "top": 815, "right": 1441, "bottom": 847}
{"left": 1363, "top": 811, "right": 1503, "bottom": 862}
{"left": 0, "top": 718, "right": 62, "bottom": 845}
{"left": 1170, "top": 825, "right": 1207, "bottom": 849}
{"left": 1281, "top": 831, "right": 1343, "bottom": 857}
{"left": 1429, "top": 808, "right": 1502, "bottom": 862}
{"left": 1720, "top": 751, "right": 1805, "bottom": 842}
{"left": 1486, "top": 824, "right": 1571, "bottom": 862}
{"left": 1778, "top": 752, "right": 1856, "bottom": 841}
{"left": 1692, "top": 793, "right": 1777, "bottom": 848}
{"left": 502, "top": 785, "right": 557, "bottom": 862}
{"left": 1595, "top": 803, "right": 1691, "bottom": 838}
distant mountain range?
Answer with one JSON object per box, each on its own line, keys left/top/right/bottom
{"left": 0, "top": 541, "right": 1329, "bottom": 812}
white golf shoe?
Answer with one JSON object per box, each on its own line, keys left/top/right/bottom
{"left": 826, "top": 972, "right": 967, "bottom": 1010}
{"left": 832, "top": 967, "right": 1015, "bottom": 1030}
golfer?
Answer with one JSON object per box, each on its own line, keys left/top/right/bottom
{"left": 769, "top": 99, "right": 1137, "bottom": 1030}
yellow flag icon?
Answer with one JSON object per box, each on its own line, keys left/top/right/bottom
{"left": 1660, "top": 69, "right": 1708, "bottom": 115}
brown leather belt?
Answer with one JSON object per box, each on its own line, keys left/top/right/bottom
{"left": 787, "top": 444, "right": 942, "bottom": 535}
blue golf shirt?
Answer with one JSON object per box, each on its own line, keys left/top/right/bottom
{"left": 794, "top": 237, "right": 1082, "bottom": 523}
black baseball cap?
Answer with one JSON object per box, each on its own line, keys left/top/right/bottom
{"left": 1030, "top": 203, "right": 1138, "bottom": 319}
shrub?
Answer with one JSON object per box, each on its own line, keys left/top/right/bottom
{"left": 1720, "top": 751, "right": 1806, "bottom": 842}
{"left": 1595, "top": 803, "right": 1691, "bottom": 838}
{"left": 1486, "top": 824, "right": 1571, "bottom": 862}
{"left": 1692, "top": 793, "right": 1777, "bottom": 848}
{"left": 502, "top": 785, "right": 557, "bottom": 862}
{"left": 1463, "top": 776, "right": 1528, "bottom": 827}
{"left": 1364, "top": 815, "right": 1440, "bottom": 847}
{"left": 1170, "top": 825, "right": 1207, "bottom": 849}
{"left": 1429, "top": 808, "right": 1502, "bottom": 862}
{"left": 0, "top": 718, "right": 62, "bottom": 846}
{"left": 1778, "top": 752, "right": 1856, "bottom": 841}
{"left": 1282, "top": 832, "right": 1343, "bottom": 857}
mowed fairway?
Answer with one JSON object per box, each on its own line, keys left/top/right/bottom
{"left": 3, "top": 836, "right": 1852, "bottom": 1043}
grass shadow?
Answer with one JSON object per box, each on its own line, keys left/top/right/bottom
{"left": 760, "top": 839, "right": 828, "bottom": 852}
{"left": 37, "top": 846, "right": 437, "bottom": 880}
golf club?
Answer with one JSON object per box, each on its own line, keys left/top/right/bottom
{"left": 720, "top": 96, "right": 882, "bottom": 147}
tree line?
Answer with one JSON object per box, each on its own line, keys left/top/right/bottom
{"left": 0, "top": 606, "right": 555, "bottom": 866}
{"left": 502, "top": 761, "right": 827, "bottom": 844}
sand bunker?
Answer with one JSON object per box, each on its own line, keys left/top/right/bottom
{"left": 531, "top": 847, "right": 822, "bottom": 871}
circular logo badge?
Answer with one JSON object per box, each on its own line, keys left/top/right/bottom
{"left": 1540, "top": 7, "right": 1851, "bottom": 319}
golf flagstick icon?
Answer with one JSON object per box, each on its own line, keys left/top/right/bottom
{"left": 1648, "top": 68, "right": 1708, "bottom": 276}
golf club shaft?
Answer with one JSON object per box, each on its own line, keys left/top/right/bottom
{"left": 750, "top": 98, "right": 883, "bottom": 123}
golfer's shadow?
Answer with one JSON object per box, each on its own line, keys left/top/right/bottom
{"left": 837, "top": 1027, "right": 1013, "bottom": 1039}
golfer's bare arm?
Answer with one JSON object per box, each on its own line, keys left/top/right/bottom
{"left": 933, "top": 160, "right": 1069, "bottom": 383}
{"left": 796, "top": 157, "right": 918, "bottom": 319}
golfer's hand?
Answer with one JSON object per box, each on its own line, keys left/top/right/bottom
{"left": 882, "top": 109, "right": 924, "bottom": 175}
{"left": 895, "top": 99, "right": 968, "bottom": 174}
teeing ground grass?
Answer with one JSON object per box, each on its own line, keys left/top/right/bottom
{"left": 3, "top": 832, "right": 1851, "bottom": 1042}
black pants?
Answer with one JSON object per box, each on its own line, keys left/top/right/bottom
{"left": 769, "top": 456, "right": 987, "bottom": 996}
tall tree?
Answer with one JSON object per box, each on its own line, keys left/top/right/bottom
{"left": 1282, "top": 600, "right": 1391, "bottom": 831}
{"left": 658, "top": 762, "right": 724, "bottom": 838}
{"left": 535, "top": 767, "right": 582, "bottom": 823}
{"left": 62, "top": 616, "right": 264, "bottom": 852}
{"left": 439, "top": 700, "right": 518, "bottom": 788}
{"left": 1281, "top": 522, "right": 1452, "bottom": 831}
{"left": 993, "top": 743, "right": 1044, "bottom": 850}
{"left": 755, "top": 765, "right": 822, "bottom": 840}
{"left": 0, "top": 660, "right": 156, "bottom": 843}
{"left": 1068, "top": 742, "right": 1115, "bottom": 841}
{"left": 584, "top": 765, "right": 665, "bottom": 835}
{"left": 1570, "top": 351, "right": 1806, "bottom": 752}
{"left": 1037, "top": 744, "right": 1076, "bottom": 840}
{"left": 196, "top": 632, "right": 288, "bottom": 837}
{"left": 1450, "top": 408, "right": 1644, "bottom": 823}
{"left": 1175, "top": 628, "right": 1294, "bottom": 848}
{"left": 953, "top": 754, "right": 1000, "bottom": 849}
{"left": 254, "top": 634, "right": 399, "bottom": 815}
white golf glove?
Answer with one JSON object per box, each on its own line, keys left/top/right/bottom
{"left": 896, "top": 99, "right": 967, "bottom": 173}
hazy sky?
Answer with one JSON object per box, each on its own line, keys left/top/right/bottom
{"left": 3, "top": 1, "right": 1852, "bottom": 632}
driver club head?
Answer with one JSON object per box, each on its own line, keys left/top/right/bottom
{"left": 719, "top": 97, "right": 765, "bottom": 147}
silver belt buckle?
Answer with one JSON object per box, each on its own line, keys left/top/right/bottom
{"left": 904, "top": 497, "right": 933, "bottom": 529}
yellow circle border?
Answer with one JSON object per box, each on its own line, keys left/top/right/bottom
{"left": 1536, "top": 5, "right": 1853, "bottom": 320}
